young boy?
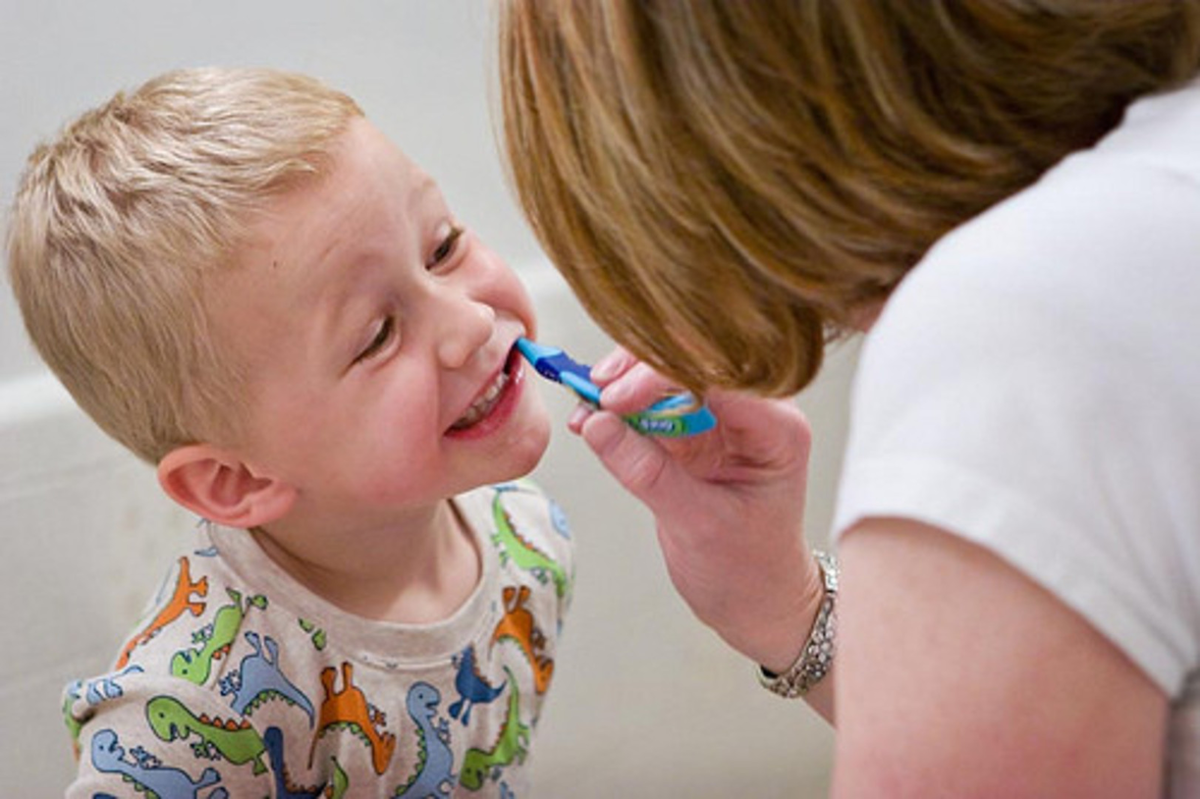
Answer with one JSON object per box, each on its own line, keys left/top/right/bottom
{"left": 7, "top": 67, "right": 573, "bottom": 797}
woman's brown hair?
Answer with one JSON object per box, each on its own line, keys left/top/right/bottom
{"left": 499, "top": 0, "right": 1200, "bottom": 395}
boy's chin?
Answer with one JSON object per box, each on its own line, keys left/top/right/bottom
{"left": 511, "top": 414, "right": 552, "bottom": 472}
{"left": 491, "top": 409, "right": 551, "bottom": 483}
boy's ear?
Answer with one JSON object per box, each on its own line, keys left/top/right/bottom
{"left": 157, "top": 444, "right": 296, "bottom": 529}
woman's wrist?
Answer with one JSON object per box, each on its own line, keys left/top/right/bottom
{"left": 756, "top": 550, "right": 838, "bottom": 698}
{"left": 713, "top": 547, "right": 830, "bottom": 673}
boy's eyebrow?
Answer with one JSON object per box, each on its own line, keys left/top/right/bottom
{"left": 316, "top": 253, "right": 378, "bottom": 357}
{"left": 296, "top": 186, "right": 384, "bottom": 354}
{"left": 410, "top": 173, "right": 449, "bottom": 220}
{"left": 286, "top": 213, "right": 375, "bottom": 363}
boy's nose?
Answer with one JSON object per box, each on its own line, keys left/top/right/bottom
{"left": 435, "top": 294, "right": 496, "bottom": 369}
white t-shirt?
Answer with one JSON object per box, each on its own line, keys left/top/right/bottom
{"left": 833, "top": 79, "right": 1200, "bottom": 795}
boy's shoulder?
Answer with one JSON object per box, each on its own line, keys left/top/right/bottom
{"left": 62, "top": 526, "right": 297, "bottom": 721}
{"left": 60, "top": 542, "right": 292, "bottom": 793}
{"left": 64, "top": 530, "right": 332, "bottom": 792}
{"left": 98, "top": 527, "right": 266, "bottom": 667}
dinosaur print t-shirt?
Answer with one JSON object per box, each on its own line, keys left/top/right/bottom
{"left": 62, "top": 481, "right": 574, "bottom": 798}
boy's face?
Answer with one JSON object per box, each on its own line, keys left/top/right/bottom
{"left": 211, "top": 117, "right": 549, "bottom": 531}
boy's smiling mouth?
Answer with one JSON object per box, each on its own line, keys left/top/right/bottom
{"left": 447, "top": 347, "right": 521, "bottom": 433}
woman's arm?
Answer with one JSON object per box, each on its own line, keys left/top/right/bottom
{"left": 577, "top": 349, "right": 1167, "bottom": 788}
{"left": 835, "top": 518, "right": 1168, "bottom": 797}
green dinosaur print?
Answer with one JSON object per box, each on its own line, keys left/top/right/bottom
{"left": 491, "top": 492, "right": 568, "bottom": 598}
{"left": 328, "top": 756, "right": 350, "bottom": 799}
{"left": 299, "top": 617, "right": 328, "bottom": 651}
{"left": 458, "top": 669, "right": 529, "bottom": 791}
{"left": 146, "top": 695, "right": 268, "bottom": 775}
{"left": 171, "top": 588, "right": 266, "bottom": 685}
{"left": 61, "top": 686, "right": 82, "bottom": 746}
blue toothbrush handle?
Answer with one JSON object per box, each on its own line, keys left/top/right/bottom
{"left": 559, "top": 371, "right": 603, "bottom": 407}
{"left": 516, "top": 337, "right": 716, "bottom": 437}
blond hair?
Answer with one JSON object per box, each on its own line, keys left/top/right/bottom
{"left": 6, "top": 67, "right": 362, "bottom": 463}
{"left": 499, "top": 0, "right": 1200, "bottom": 395}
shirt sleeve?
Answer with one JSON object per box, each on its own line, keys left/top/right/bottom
{"left": 64, "top": 667, "right": 276, "bottom": 798}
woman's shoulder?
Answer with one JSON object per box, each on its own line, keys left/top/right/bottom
{"left": 870, "top": 100, "right": 1200, "bottom": 391}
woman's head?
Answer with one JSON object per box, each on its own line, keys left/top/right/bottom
{"left": 499, "top": 0, "right": 1200, "bottom": 394}
{"left": 7, "top": 67, "right": 363, "bottom": 462}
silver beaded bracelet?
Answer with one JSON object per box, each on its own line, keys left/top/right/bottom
{"left": 756, "top": 549, "right": 838, "bottom": 698}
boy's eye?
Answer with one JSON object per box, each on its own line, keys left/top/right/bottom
{"left": 427, "top": 225, "right": 463, "bottom": 269}
{"left": 354, "top": 316, "right": 395, "bottom": 364}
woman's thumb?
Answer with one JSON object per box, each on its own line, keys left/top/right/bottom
{"left": 579, "top": 410, "right": 673, "bottom": 504}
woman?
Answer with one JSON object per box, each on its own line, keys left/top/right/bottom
{"left": 497, "top": 2, "right": 1200, "bottom": 796}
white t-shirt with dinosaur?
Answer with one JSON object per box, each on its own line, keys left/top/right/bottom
{"left": 63, "top": 480, "right": 574, "bottom": 798}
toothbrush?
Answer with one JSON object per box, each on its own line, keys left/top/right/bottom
{"left": 515, "top": 337, "right": 717, "bottom": 438}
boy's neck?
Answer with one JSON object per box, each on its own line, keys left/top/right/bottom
{"left": 249, "top": 498, "right": 482, "bottom": 624}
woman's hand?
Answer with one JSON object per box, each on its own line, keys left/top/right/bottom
{"left": 571, "top": 347, "right": 825, "bottom": 674}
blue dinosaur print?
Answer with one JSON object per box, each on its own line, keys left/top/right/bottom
{"left": 89, "top": 728, "right": 228, "bottom": 798}
{"left": 64, "top": 665, "right": 146, "bottom": 745}
{"left": 220, "top": 631, "right": 315, "bottom": 725}
{"left": 448, "top": 645, "right": 505, "bottom": 726}
{"left": 263, "top": 726, "right": 343, "bottom": 799}
{"left": 64, "top": 667, "right": 147, "bottom": 754}
{"left": 83, "top": 665, "right": 144, "bottom": 705}
{"left": 172, "top": 588, "right": 267, "bottom": 686}
{"left": 549, "top": 501, "right": 571, "bottom": 540}
{"left": 393, "top": 682, "right": 456, "bottom": 798}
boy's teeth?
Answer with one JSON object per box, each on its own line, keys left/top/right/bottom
{"left": 451, "top": 371, "right": 510, "bottom": 430}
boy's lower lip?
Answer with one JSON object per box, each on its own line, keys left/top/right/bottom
{"left": 444, "top": 357, "right": 525, "bottom": 441}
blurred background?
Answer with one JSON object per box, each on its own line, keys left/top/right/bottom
{"left": 0, "top": 2, "right": 853, "bottom": 794}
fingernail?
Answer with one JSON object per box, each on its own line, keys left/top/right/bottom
{"left": 599, "top": 382, "right": 628, "bottom": 408}
{"left": 568, "top": 403, "right": 594, "bottom": 431}
{"left": 590, "top": 355, "right": 619, "bottom": 382}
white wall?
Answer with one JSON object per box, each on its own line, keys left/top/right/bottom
{"left": 0, "top": 0, "right": 544, "bottom": 381}
{"left": 0, "top": 2, "right": 852, "bottom": 794}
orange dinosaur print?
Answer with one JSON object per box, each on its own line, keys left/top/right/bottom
{"left": 309, "top": 662, "right": 396, "bottom": 775}
{"left": 491, "top": 585, "right": 555, "bottom": 694}
{"left": 116, "top": 556, "right": 208, "bottom": 668}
